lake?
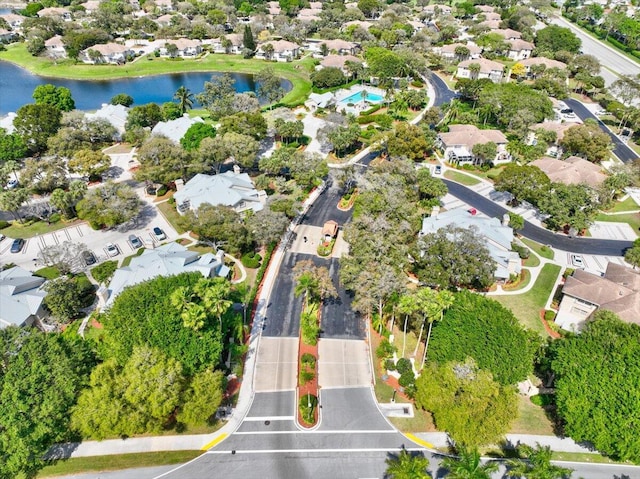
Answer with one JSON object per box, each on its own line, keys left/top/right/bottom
{"left": 0, "top": 60, "right": 292, "bottom": 114}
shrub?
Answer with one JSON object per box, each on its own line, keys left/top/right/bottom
{"left": 241, "top": 252, "right": 262, "bottom": 269}
{"left": 411, "top": 79, "right": 424, "bottom": 88}
{"left": 49, "top": 213, "right": 61, "bottom": 223}
{"left": 398, "top": 371, "right": 415, "bottom": 388}
{"left": 300, "top": 369, "right": 315, "bottom": 385}
{"left": 0, "top": 220, "right": 9, "bottom": 229}
{"left": 530, "top": 394, "right": 553, "bottom": 407}
{"left": 357, "top": 114, "right": 376, "bottom": 125}
{"left": 317, "top": 241, "right": 333, "bottom": 257}
{"left": 361, "top": 104, "right": 382, "bottom": 115}
{"left": 374, "top": 114, "right": 393, "bottom": 129}
{"left": 511, "top": 243, "right": 530, "bottom": 259}
{"left": 91, "top": 260, "right": 118, "bottom": 284}
{"left": 301, "top": 353, "right": 316, "bottom": 367}
{"left": 376, "top": 339, "right": 396, "bottom": 360}
{"left": 544, "top": 309, "right": 556, "bottom": 321}
{"left": 156, "top": 186, "right": 168, "bottom": 196}
{"left": 311, "top": 67, "right": 346, "bottom": 88}
{"left": 299, "top": 394, "right": 318, "bottom": 424}
{"left": 396, "top": 357, "right": 412, "bottom": 375}
{"left": 385, "top": 359, "right": 396, "bottom": 371}
{"left": 168, "top": 197, "right": 176, "bottom": 205}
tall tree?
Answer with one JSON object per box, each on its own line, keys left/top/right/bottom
{"left": 243, "top": 24, "right": 256, "bottom": 52}
{"left": 13, "top": 103, "right": 62, "bottom": 153}
{"left": 174, "top": 86, "right": 195, "bottom": 115}
{"left": 32, "top": 84, "right": 75, "bottom": 112}
{"left": 76, "top": 181, "right": 143, "bottom": 229}
{"left": 256, "top": 67, "right": 285, "bottom": 107}
{"left": 507, "top": 444, "right": 573, "bottom": 479}
{"left": 385, "top": 449, "right": 431, "bottom": 479}
{"left": 442, "top": 447, "right": 499, "bottom": 479}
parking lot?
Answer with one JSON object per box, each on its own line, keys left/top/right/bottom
{"left": 0, "top": 198, "right": 178, "bottom": 272}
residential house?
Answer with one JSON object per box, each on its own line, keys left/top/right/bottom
{"left": 306, "top": 38, "right": 358, "bottom": 56}
{"left": 155, "top": 0, "right": 174, "bottom": 12}
{"left": 481, "top": 12, "right": 502, "bottom": 22}
{"left": 297, "top": 7, "right": 322, "bottom": 22}
{"left": 476, "top": 5, "right": 495, "bottom": 13}
{"left": 103, "top": 243, "right": 230, "bottom": 307}
{"left": 342, "top": 20, "right": 373, "bottom": 31}
{"left": 37, "top": 7, "right": 72, "bottom": 20}
{"left": 256, "top": 39, "right": 299, "bottom": 61}
{"left": 0, "top": 113, "right": 17, "bottom": 134}
{"left": 0, "top": 28, "right": 17, "bottom": 43}
{"left": 528, "top": 120, "right": 580, "bottom": 157}
{"left": 151, "top": 115, "right": 204, "bottom": 144}
{"left": 407, "top": 20, "right": 426, "bottom": 33}
{"left": 419, "top": 207, "right": 521, "bottom": 282}
{"left": 438, "top": 124, "right": 510, "bottom": 165}
{"left": 531, "top": 156, "right": 607, "bottom": 187}
{"left": 211, "top": 33, "right": 244, "bottom": 54}
{"left": 456, "top": 58, "right": 505, "bottom": 82}
{"left": 267, "top": 1, "right": 281, "bottom": 15}
{"left": 0, "top": 13, "right": 25, "bottom": 31}
{"left": 479, "top": 19, "right": 501, "bottom": 30}
{"left": 82, "top": 0, "right": 101, "bottom": 14}
{"left": 0, "top": 266, "right": 47, "bottom": 329}
{"left": 44, "top": 35, "right": 66, "bottom": 57}
{"left": 159, "top": 38, "right": 202, "bottom": 57}
{"left": 319, "top": 54, "right": 362, "bottom": 75}
{"left": 154, "top": 13, "right": 177, "bottom": 27}
{"left": 305, "top": 92, "right": 336, "bottom": 110}
{"left": 438, "top": 42, "right": 482, "bottom": 60}
{"left": 556, "top": 263, "right": 640, "bottom": 331}
{"left": 518, "top": 57, "right": 568, "bottom": 78}
{"left": 173, "top": 170, "right": 266, "bottom": 215}
{"left": 492, "top": 28, "right": 522, "bottom": 40}
{"left": 506, "top": 39, "right": 534, "bottom": 60}
{"left": 81, "top": 43, "right": 133, "bottom": 64}
{"left": 422, "top": 4, "right": 452, "bottom": 16}
{"left": 86, "top": 103, "right": 129, "bottom": 138}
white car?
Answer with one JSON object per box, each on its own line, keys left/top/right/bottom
{"left": 106, "top": 243, "right": 119, "bottom": 257}
{"left": 152, "top": 227, "right": 166, "bottom": 241}
{"left": 571, "top": 254, "right": 585, "bottom": 268}
{"left": 6, "top": 178, "right": 18, "bottom": 189}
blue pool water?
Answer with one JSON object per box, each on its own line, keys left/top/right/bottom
{"left": 339, "top": 90, "right": 383, "bottom": 105}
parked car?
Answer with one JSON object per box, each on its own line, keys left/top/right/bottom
{"left": 0, "top": 233, "right": 5, "bottom": 242}
{"left": 129, "top": 234, "right": 143, "bottom": 249}
{"left": 10, "top": 238, "right": 25, "bottom": 253}
{"left": 571, "top": 254, "right": 585, "bottom": 268}
{"left": 82, "top": 250, "right": 97, "bottom": 266}
{"left": 434, "top": 165, "right": 442, "bottom": 175}
{"left": 152, "top": 227, "right": 166, "bottom": 241}
{"left": 6, "top": 178, "right": 19, "bottom": 189}
{"left": 106, "top": 243, "right": 119, "bottom": 257}
{"left": 560, "top": 108, "right": 574, "bottom": 114}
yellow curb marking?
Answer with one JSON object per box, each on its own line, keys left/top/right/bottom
{"left": 201, "top": 433, "right": 228, "bottom": 451}
{"left": 405, "top": 433, "right": 435, "bottom": 449}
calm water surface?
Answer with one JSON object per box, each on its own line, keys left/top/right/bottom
{"left": 0, "top": 60, "right": 291, "bottom": 114}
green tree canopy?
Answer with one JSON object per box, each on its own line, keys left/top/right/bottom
{"left": 76, "top": 181, "right": 143, "bottom": 229}
{"left": 110, "top": 93, "right": 134, "bottom": 106}
{"left": 494, "top": 164, "right": 551, "bottom": 206}
{"left": 429, "top": 290, "right": 539, "bottom": 385}
{"left": 558, "top": 123, "right": 612, "bottom": 163}
{"left": 178, "top": 204, "right": 252, "bottom": 255}
{"left": 100, "top": 273, "right": 225, "bottom": 375}
{"left": 538, "top": 182, "right": 599, "bottom": 232}
{"left": 14, "top": 103, "right": 62, "bottom": 153}
{"left": 33, "top": 84, "right": 75, "bottom": 112}
{"left": 180, "top": 122, "right": 217, "bottom": 151}
{"left": 415, "top": 358, "right": 517, "bottom": 448}
{"left": 385, "top": 449, "right": 431, "bottom": 479}
{"left": 177, "top": 369, "right": 225, "bottom": 426}
{"left": 311, "top": 67, "right": 347, "bottom": 89}
{"left": 549, "top": 314, "right": 640, "bottom": 463}
{"left": 535, "top": 25, "right": 581, "bottom": 53}
{"left": 44, "top": 275, "right": 95, "bottom": 323}
{"left": 0, "top": 329, "right": 96, "bottom": 478}
{"left": 387, "top": 123, "right": 432, "bottom": 161}
{"left": 0, "top": 128, "right": 28, "bottom": 164}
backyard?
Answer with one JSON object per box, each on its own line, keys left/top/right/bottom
{"left": 493, "top": 263, "right": 562, "bottom": 336}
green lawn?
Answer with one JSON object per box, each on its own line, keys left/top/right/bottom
{"left": 444, "top": 170, "right": 481, "bottom": 186}
{"left": 157, "top": 201, "right": 185, "bottom": 234}
{"left": 523, "top": 253, "right": 540, "bottom": 268}
{"left": 502, "top": 269, "right": 531, "bottom": 292}
{"left": 120, "top": 247, "right": 144, "bottom": 267}
{"left": 510, "top": 395, "right": 555, "bottom": 435}
{"left": 0, "top": 44, "right": 314, "bottom": 106}
{"left": 605, "top": 196, "right": 640, "bottom": 213}
{"left": 493, "top": 263, "right": 562, "bottom": 336}
{"left": 1, "top": 219, "right": 80, "bottom": 239}
{"left": 520, "top": 238, "right": 554, "bottom": 260}
{"left": 594, "top": 212, "right": 640, "bottom": 234}
{"left": 34, "top": 266, "right": 62, "bottom": 280}
{"left": 36, "top": 450, "right": 202, "bottom": 478}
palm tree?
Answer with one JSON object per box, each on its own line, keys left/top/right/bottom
{"left": 398, "top": 292, "right": 419, "bottom": 358}
{"left": 361, "top": 89, "right": 369, "bottom": 104}
{"left": 262, "top": 42, "right": 274, "bottom": 61}
{"left": 195, "top": 279, "right": 232, "bottom": 331}
{"left": 442, "top": 447, "right": 498, "bottom": 479}
{"left": 174, "top": 85, "right": 194, "bottom": 115}
{"left": 385, "top": 449, "right": 431, "bottom": 479}
{"left": 421, "top": 289, "right": 455, "bottom": 368}
{"left": 506, "top": 444, "right": 573, "bottom": 479}
{"left": 294, "top": 271, "right": 318, "bottom": 303}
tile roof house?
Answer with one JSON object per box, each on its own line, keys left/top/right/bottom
{"left": 44, "top": 35, "right": 66, "bottom": 57}
{"left": 422, "top": 4, "right": 452, "bottom": 15}
{"left": 476, "top": 5, "right": 496, "bottom": 13}
{"left": 81, "top": 43, "right": 133, "bottom": 64}
{"left": 256, "top": 39, "right": 300, "bottom": 61}
{"left": 456, "top": 58, "right": 505, "bottom": 82}
{"left": 151, "top": 114, "right": 204, "bottom": 143}
{"left": 556, "top": 263, "right": 640, "bottom": 331}
{"left": 306, "top": 38, "right": 359, "bottom": 56}
{"left": 507, "top": 39, "right": 534, "bottom": 60}
{"left": 531, "top": 156, "right": 607, "bottom": 187}
{"left": 297, "top": 8, "right": 322, "bottom": 22}
{"left": 491, "top": 28, "right": 522, "bottom": 40}
{"left": 159, "top": 38, "right": 202, "bottom": 57}
{"left": 518, "top": 57, "right": 568, "bottom": 78}
{"left": 173, "top": 171, "right": 266, "bottom": 215}
{"left": 528, "top": 121, "right": 580, "bottom": 157}
{"left": 37, "top": 7, "right": 72, "bottom": 20}
{"left": 318, "top": 54, "right": 362, "bottom": 74}
{"left": 103, "top": 243, "right": 230, "bottom": 307}
{"left": 342, "top": 20, "right": 373, "bottom": 31}
{"left": 86, "top": 103, "right": 129, "bottom": 137}
{"left": 419, "top": 207, "right": 521, "bottom": 282}
{"left": 211, "top": 33, "right": 244, "bottom": 54}
{"left": 438, "top": 124, "right": 510, "bottom": 165}
{"left": 0, "top": 266, "right": 47, "bottom": 329}
{"left": 438, "top": 42, "right": 482, "bottom": 60}
{"left": 0, "top": 13, "right": 25, "bottom": 30}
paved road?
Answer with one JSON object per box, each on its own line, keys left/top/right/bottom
{"left": 429, "top": 71, "right": 458, "bottom": 107}
{"left": 443, "top": 180, "right": 633, "bottom": 256}
{"left": 551, "top": 15, "right": 640, "bottom": 87}
{"left": 565, "top": 98, "right": 638, "bottom": 163}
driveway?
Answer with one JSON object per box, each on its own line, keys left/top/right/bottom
{"left": 589, "top": 221, "right": 638, "bottom": 241}
{"left": 318, "top": 339, "right": 371, "bottom": 389}
{"left": 253, "top": 337, "right": 298, "bottom": 392}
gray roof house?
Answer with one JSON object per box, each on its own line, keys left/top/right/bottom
{"left": 103, "top": 243, "right": 230, "bottom": 307}
{"left": 86, "top": 103, "right": 129, "bottom": 137}
{"left": 420, "top": 207, "right": 521, "bottom": 282}
{"left": 0, "top": 266, "right": 47, "bottom": 329}
{"left": 174, "top": 171, "right": 266, "bottom": 215}
{"left": 151, "top": 114, "right": 204, "bottom": 144}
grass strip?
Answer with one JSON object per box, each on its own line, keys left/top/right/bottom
{"left": 443, "top": 169, "right": 481, "bottom": 186}
{"left": 37, "top": 450, "right": 202, "bottom": 478}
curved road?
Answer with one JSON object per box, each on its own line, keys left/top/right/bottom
{"left": 443, "top": 180, "right": 633, "bottom": 256}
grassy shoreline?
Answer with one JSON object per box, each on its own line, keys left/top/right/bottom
{"left": 0, "top": 44, "right": 314, "bottom": 105}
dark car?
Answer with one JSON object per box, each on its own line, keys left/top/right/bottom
{"left": 560, "top": 108, "right": 574, "bottom": 114}
{"left": 10, "top": 238, "right": 25, "bottom": 253}
{"left": 129, "top": 234, "right": 143, "bottom": 249}
{"left": 82, "top": 250, "right": 97, "bottom": 266}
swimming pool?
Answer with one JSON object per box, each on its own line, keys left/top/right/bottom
{"left": 339, "top": 90, "right": 384, "bottom": 105}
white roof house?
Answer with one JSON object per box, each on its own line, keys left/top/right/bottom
{"left": 151, "top": 114, "right": 204, "bottom": 143}
{"left": 0, "top": 266, "right": 47, "bottom": 329}
{"left": 0, "top": 112, "right": 17, "bottom": 134}
{"left": 104, "top": 243, "right": 230, "bottom": 307}
{"left": 420, "top": 207, "right": 521, "bottom": 281}
{"left": 86, "top": 103, "right": 129, "bottom": 135}
{"left": 174, "top": 171, "right": 266, "bottom": 215}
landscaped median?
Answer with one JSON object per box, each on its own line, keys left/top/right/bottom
{"left": 0, "top": 44, "right": 314, "bottom": 107}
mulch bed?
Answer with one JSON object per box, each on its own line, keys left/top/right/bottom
{"left": 297, "top": 337, "right": 319, "bottom": 428}
{"left": 539, "top": 310, "right": 562, "bottom": 339}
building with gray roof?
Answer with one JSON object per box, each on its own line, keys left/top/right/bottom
{"left": 0, "top": 266, "right": 48, "bottom": 328}
{"left": 86, "top": 103, "right": 129, "bottom": 137}
{"left": 151, "top": 114, "right": 204, "bottom": 144}
{"left": 173, "top": 171, "right": 266, "bottom": 215}
{"left": 103, "top": 243, "right": 230, "bottom": 307}
{"left": 420, "top": 207, "right": 521, "bottom": 281}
